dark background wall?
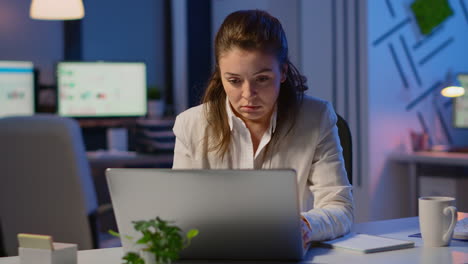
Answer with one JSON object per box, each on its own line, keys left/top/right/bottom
{"left": 81, "top": 0, "right": 165, "bottom": 89}
{"left": 0, "top": 0, "right": 63, "bottom": 85}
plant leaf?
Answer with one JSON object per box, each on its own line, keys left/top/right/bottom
{"left": 136, "top": 231, "right": 152, "bottom": 244}
{"left": 126, "top": 217, "right": 199, "bottom": 263}
{"left": 122, "top": 252, "right": 144, "bottom": 264}
{"left": 124, "top": 235, "right": 134, "bottom": 241}
{"left": 187, "top": 229, "right": 199, "bottom": 239}
{"left": 133, "top": 220, "right": 152, "bottom": 232}
{"left": 108, "top": 229, "right": 120, "bottom": 238}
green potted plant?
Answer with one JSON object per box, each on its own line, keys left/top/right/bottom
{"left": 110, "top": 217, "right": 199, "bottom": 264}
{"left": 147, "top": 85, "right": 165, "bottom": 118}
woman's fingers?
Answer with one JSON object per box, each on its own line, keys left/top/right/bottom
{"left": 301, "top": 217, "right": 312, "bottom": 251}
{"left": 301, "top": 217, "right": 312, "bottom": 243}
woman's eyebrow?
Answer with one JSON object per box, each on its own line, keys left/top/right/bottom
{"left": 253, "top": 68, "right": 273, "bottom": 75}
{"left": 224, "top": 72, "right": 240, "bottom": 76}
{"left": 224, "top": 68, "right": 273, "bottom": 77}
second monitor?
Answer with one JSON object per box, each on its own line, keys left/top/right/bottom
{"left": 57, "top": 61, "right": 147, "bottom": 118}
{"left": 454, "top": 74, "right": 468, "bottom": 129}
{"left": 0, "top": 60, "right": 35, "bottom": 118}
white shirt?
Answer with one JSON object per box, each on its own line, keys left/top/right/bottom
{"left": 225, "top": 96, "right": 277, "bottom": 168}
{"left": 172, "top": 96, "right": 354, "bottom": 241}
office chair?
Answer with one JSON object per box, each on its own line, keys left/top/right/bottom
{"left": 0, "top": 115, "right": 110, "bottom": 256}
{"left": 0, "top": 219, "right": 4, "bottom": 257}
{"left": 336, "top": 114, "right": 353, "bottom": 185}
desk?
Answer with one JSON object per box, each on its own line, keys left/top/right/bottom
{"left": 1, "top": 217, "right": 467, "bottom": 263}
{"left": 87, "top": 150, "right": 173, "bottom": 167}
{"left": 389, "top": 151, "right": 468, "bottom": 215}
{"left": 87, "top": 151, "right": 173, "bottom": 206}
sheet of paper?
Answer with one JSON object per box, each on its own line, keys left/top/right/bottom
{"left": 321, "top": 233, "right": 415, "bottom": 254}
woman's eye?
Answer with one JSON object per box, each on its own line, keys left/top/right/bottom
{"left": 257, "top": 76, "right": 270, "bottom": 82}
{"left": 228, "top": 79, "right": 240, "bottom": 84}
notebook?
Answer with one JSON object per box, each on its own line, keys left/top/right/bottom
{"left": 454, "top": 213, "right": 468, "bottom": 240}
{"left": 321, "top": 233, "right": 415, "bottom": 254}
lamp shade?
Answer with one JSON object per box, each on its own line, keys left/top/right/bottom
{"left": 30, "top": 0, "right": 84, "bottom": 20}
{"left": 441, "top": 86, "right": 465, "bottom": 98}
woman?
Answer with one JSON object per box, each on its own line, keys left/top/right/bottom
{"left": 172, "top": 10, "right": 353, "bottom": 246}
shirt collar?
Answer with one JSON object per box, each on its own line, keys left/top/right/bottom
{"left": 225, "top": 97, "right": 277, "bottom": 133}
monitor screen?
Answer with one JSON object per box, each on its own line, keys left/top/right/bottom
{"left": 454, "top": 74, "right": 468, "bottom": 128}
{"left": 0, "top": 61, "right": 35, "bottom": 118}
{"left": 57, "top": 61, "right": 147, "bottom": 118}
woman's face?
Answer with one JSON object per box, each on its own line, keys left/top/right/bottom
{"left": 219, "top": 47, "right": 286, "bottom": 125}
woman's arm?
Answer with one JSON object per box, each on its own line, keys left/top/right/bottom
{"left": 172, "top": 115, "right": 194, "bottom": 169}
{"left": 302, "top": 102, "right": 354, "bottom": 242}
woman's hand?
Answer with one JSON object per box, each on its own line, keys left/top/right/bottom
{"left": 301, "top": 215, "right": 312, "bottom": 251}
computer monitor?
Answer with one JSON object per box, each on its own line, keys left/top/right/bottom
{"left": 0, "top": 61, "right": 35, "bottom": 118}
{"left": 453, "top": 74, "right": 468, "bottom": 129}
{"left": 57, "top": 61, "right": 147, "bottom": 118}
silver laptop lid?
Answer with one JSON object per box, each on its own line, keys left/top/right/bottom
{"left": 106, "top": 169, "right": 303, "bottom": 260}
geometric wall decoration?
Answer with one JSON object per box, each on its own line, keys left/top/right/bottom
{"left": 462, "top": 0, "right": 468, "bottom": 23}
{"left": 368, "top": 0, "right": 468, "bottom": 221}
{"left": 371, "top": 0, "right": 461, "bottom": 145}
{"left": 411, "top": 0, "right": 454, "bottom": 35}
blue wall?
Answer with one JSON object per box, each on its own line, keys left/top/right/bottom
{"left": 0, "top": 0, "right": 63, "bottom": 85}
{"left": 82, "top": 0, "right": 165, "bottom": 88}
{"left": 0, "top": 0, "right": 165, "bottom": 90}
{"left": 368, "top": 0, "right": 468, "bottom": 219}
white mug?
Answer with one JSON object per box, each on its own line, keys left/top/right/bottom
{"left": 419, "top": 196, "right": 457, "bottom": 247}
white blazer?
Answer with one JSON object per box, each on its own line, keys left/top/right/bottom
{"left": 172, "top": 95, "right": 354, "bottom": 241}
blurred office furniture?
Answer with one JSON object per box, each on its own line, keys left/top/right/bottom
{"left": 0, "top": 222, "right": 4, "bottom": 257}
{"left": 86, "top": 150, "right": 173, "bottom": 206}
{"left": 87, "top": 151, "right": 173, "bottom": 167}
{"left": 389, "top": 151, "right": 468, "bottom": 215}
{"left": 133, "top": 118, "right": 175, "bottom": 154}
{"left": 52, "top": 117, "right": 175, "bottom": 218}
{"left": 77, "top": 118, "right": 176, "bottom": 154}
{"left": 0, "top": 115, "right": 111, "bottom": 256}
{"left": 337, "top": 114, "right": 353, "bottom": 185}
{"left": 83, "top": 117, "right": 175, "bottom": 207}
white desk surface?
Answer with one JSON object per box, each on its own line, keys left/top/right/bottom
{"left": 1, "top": 217, "right": 467, "bottom": 263}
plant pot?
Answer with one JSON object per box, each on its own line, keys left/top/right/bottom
{"left": 147, "top": 100, "right": 165, "bottom": 118}
{"left": 139, "top": 250, "right": 156, "bottom": 264}
{"left": 139, "top": 250, "right": 171, "bottom": 264}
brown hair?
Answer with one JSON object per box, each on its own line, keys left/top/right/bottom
{"left": 202, "top": 10, "right": 307, "bottom": 158}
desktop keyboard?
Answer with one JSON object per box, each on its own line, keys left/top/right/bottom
{"left": 87, "top": 150, "right": 137, "bottom": 158}
{"left": 454, "top": 217, "right": 468, "bottom": 240}
{"left": 447, "top": 146, "right": 468, "bottom": 153}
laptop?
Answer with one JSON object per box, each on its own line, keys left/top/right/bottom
{"left": 106, "top": 169, "right": 304, "bottom": 261}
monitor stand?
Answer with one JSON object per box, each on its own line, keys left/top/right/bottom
{"left": 85, "top": 127, "right": 136, "bottom": 159}
{"left": 106, "top": 127, "right": 128, "bottom": 152}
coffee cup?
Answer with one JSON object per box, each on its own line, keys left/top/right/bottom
{"left": 419, "top": 196, "right": 457, "bottom": 247}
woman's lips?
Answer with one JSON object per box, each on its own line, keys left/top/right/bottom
{"left": 240, "top": 106, "right": 261, "bottom": 112}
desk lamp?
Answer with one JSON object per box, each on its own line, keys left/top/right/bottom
{"left": 441, "top": 86, "right": 465, "bottom": 98}
{"left": 30, "top": 0, "right": 85, "bottom": 20}
{"left": 431, "top": 82, "right": 466, "bottom": 152}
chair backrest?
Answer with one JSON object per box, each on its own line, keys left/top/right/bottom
{"left": 0, "top": 218, "right": 5, "bottom": 257}
{"left": 336, "top": 114, "right": 352, "bottom": 185}
{"left": 0, "top": 115, "right": 98, "bottom": 256}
